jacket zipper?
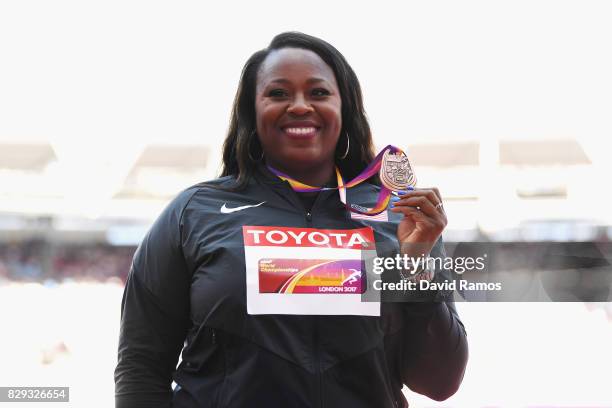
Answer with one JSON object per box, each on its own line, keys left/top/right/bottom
{"left": 305, "top": 189, "right": 325, "bottom": 225}
{"left": 281, "top": 179, "right": 325, "bottom": 406}
{"left": 275, "top": 178, "right": 326, "bottom": 225}
{"left": 314, "top": 316, "right": 323, "bottom": 408}
{"left": 304, "top": 194, "right": 323, "bottom": 407}
{"left": 212, "top": 328, "right": 230, "bottom": 408}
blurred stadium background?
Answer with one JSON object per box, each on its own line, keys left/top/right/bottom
{"left": 1, "top": 0, "right": 611, "bottom": 407}
{"left": 1, "top": 137, "right": 611, "bottom": 408}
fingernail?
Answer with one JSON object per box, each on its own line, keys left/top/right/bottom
{"left": 390, "top": 196, "right": 400, "bottom": 202}
{"left": 397, "top": 190, "right": 409, "bottom": 195}
{"left": 389, "top": 202, "right": 395, "bottom": 208}
{"left": 407, "top": 186, "right": 415, "bottom": 191}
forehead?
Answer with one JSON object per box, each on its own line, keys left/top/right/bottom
{"left": 256, "top": 48, "right": 338, "bottom": 89}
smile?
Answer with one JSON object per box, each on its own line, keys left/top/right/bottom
{"left": 283, "top": 127, "right": 319, "bottom": 137}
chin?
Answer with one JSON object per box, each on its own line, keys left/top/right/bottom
{"left": 283, "top": 146, "right": 322, "bottom": 162}
{"left": 298, "top": 152, "right": 333, "bottom": 166}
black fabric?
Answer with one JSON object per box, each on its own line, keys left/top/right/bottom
{"left": 296, "top": 191, "right": 320, "bottom": 212}
{"left": 114, "top": 164, "right": 468, "bottom": 407}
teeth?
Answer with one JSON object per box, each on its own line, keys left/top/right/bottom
{"left": 284, "top": 127, "right": 316, "bottom": 135}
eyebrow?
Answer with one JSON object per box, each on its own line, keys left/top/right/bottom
{"left": 267, "top": 77, "right": 330, "bottom": 86}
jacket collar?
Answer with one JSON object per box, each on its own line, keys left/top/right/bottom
{"left": 253, "top": 162, "right": 338, "bottom": 189}
{"left": 253, "top": 162, "right": 285, "bottom": 185}
{"left": 253, "top": 162, "right": 347, "bottom": 210}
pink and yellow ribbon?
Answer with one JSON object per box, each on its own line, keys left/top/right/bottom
{"left": 267, "top": 145, "right": 405, "bottom": 216}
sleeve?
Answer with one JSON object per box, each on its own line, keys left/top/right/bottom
{"left": 399, "top": 238, "right": 469, "bottom": 401}
{"left": 114, "top": 190, "right": 195, "bottom": 408}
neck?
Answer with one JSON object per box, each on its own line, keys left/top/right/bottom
{"left": 266, "top": 160, "right": 335, "bottom": 187}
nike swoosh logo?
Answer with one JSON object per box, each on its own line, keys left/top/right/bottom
{"left": 220, "top": 201, "right": 266, "bottom": 214}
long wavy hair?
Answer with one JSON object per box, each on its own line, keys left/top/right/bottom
{"left": 220, "top": 31, "right": 376, "bottom": 189}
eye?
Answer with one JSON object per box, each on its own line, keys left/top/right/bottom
{"left": 312, "top": 88, "right": 331, "bottom": 97}
{"left": 268, "top": 89, "right": 288, "bottom": 98}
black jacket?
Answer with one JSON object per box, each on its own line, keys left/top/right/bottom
{"left": 114, "top": 164, "right": 468, "bottom": 408}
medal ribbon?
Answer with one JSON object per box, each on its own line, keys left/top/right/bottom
{"left": 267, "top": 145, "right": 405, "bottom": 216}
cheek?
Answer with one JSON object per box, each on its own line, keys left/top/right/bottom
{"left": 256, "top": 102, "right": 282, "bottom": 130}
{"left": 323, "top": 102, "right": 342, "bottom": 132}
{"left": 327, "top": 96, "right": 342, "bottom": 124}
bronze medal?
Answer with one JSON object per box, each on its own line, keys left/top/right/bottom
{"left": 379, "top": 149, "right": 416, "bottom": 191}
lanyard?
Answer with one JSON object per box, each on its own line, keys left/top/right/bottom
{"left": 267, "top": 145, "right": 409, "bottom": 216}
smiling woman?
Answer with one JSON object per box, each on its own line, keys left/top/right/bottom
{"left": 220, "top": 32, "right": 376, "bottom": 191}
{"left": 255, "top": 47, "right": 343, "bottom": 186}
{"left": 114, "top": 31, "right": 468, "bottom": 408}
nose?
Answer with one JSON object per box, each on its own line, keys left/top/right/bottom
{"left": 286, "top": 93, "right": 314, "bottom": 116}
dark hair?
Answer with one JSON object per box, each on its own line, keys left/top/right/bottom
{"left": 220, "top": 31, "right": 376, "bottom": 189}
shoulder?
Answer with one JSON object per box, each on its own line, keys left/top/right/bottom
{"left": 184, "top": 174, "right": 239, "bottom": 195}
{"left": 169, "top": 175, "right": 238, "bottom": 210}
{"left": 149, "top": 175, "right": 236, "bottom": 229}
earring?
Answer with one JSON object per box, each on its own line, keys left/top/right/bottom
{"left": 248, "top": 130, "right": 264, "bottom": 162}
{"left": 338, "top": 132, "right": 350, "bottom": 160}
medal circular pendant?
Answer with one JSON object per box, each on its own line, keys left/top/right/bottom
{"left": 380, "top": 149, "right": 417, "bottom": 191}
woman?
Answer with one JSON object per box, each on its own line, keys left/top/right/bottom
{"left": 115, "top": 32, "right": 468, "bottom": 408}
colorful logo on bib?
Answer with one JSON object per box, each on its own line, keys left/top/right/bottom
{"left": 258, "top": 258, "right": 365, "bottom": 294}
